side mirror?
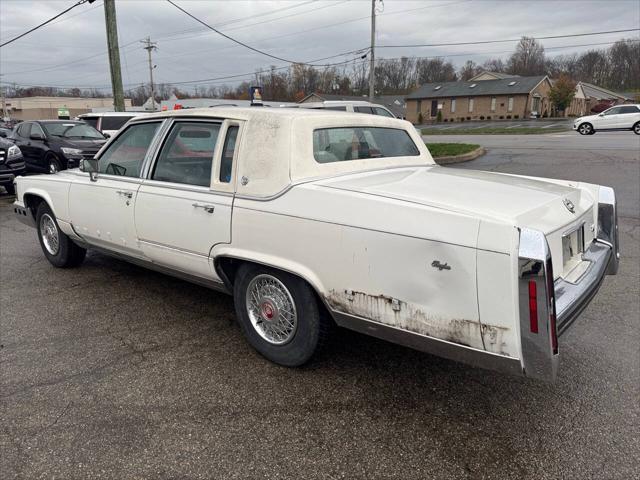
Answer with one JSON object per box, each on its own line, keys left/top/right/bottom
{"left": 598, "top": 113, "right": 605, "bottom": 117}
{"left": 30, "top": 132, "right": 45, "bottom": 141}
{"left": 103, "top": 132, "right": 110, "bottom": 139}
{"left": 80, "top": 158, "right": 99, "bottom": 181}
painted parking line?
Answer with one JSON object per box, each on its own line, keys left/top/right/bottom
{"left": 542, "top": 123, "right": 562, "bottom": 129}
{"left": 505, "top": 124, "right": 522, "bottom": 129}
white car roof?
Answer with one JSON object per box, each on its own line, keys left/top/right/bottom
{"left": 130, "top": 107, "right": 433, "bottom": 197}
{"left": 79, "top": 111, "right": 148, "bottom": 117}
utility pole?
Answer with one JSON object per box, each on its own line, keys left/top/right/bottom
{"left": 103, "top": 0, "right": 125, "bottom": 112}
{"left": 142, "top": 37, "right": 158, "bottom": 111}
{"left": 368, "top": 0, "right": 376, "bottom": 100}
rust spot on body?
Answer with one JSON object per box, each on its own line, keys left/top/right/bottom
{"left": 326, "top": 289, "right": 511, "bottom": 356}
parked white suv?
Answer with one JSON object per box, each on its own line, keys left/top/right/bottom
{"left": 78, "top": 112, "right": 149, "bottom": 138}
{"left": 297, "top": 101, "right": 396, "bottom": 118}
{"left": 573, "top": 104, "right": 640, "bottom": 135}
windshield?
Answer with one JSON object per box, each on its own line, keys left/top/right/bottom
{"left": 313, "top": 127, "right": 420, "bottom": 163}
{"left": 42, "top": 122, "right": 104, "bottom": 139}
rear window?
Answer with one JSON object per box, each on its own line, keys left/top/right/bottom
{"left": 81, "top": 117, "right": 99, "bottom": 129}
{"left": 313, "top": 127, "right": 420, "bottom": 163}
{"left": 101, "top": 116, "right": 133, "bottom": 131}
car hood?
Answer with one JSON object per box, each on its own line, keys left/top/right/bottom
{"left": 59, "top": 138, "right": 106, "bottom": 149}
{"left": 315, "top": 166, "right": 594, "bottom": 233}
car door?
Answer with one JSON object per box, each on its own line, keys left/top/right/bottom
{"left": 596, "top": 106, "right": 622, "bottom": 129}
{"left": 68, "top": 120, "right": 164, "bottom": 257}
{"left": 28, "top": 122, "right": 48, "bottom": 170}
{"left": 134, "top": 119, "right": 240, "bottom": 281}
{"left": 616, "top": 105, "right": 640, "bottom": 128}
{"left": 14, "top": 123, "right": 35, "bottom": 168}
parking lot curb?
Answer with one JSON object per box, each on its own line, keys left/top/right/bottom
{"left": 434, "top": 147, "right": 486, "bottom": 165}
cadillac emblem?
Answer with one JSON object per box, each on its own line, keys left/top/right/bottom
{"left": 563, "top": 198, "right": 576, "bottom": 214}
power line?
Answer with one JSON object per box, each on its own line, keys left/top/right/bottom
{"left": 165, "top": 0, "right": 361, "bottom": 67}
{"left": 378, "top": 28, "right": 640, "bottom": 48}
{"left": 0, "top": 0, "right": 93, "bottom": 48}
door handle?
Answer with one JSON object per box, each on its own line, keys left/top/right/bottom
{"left": 116, "top": 190, "right": 133, "bottom": 199}
{"left": 192, "top": 203, "right": 215, "bottom": 213}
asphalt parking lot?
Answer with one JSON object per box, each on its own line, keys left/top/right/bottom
{"left": 417, "top": 117, "right": 572, "bottom": 131}
{"left": 1, "top": 131, "right": 639, "bottom": 479}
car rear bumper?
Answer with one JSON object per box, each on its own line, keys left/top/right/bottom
{"left": 555, "top": 241, "right": 611, "bottom": 335}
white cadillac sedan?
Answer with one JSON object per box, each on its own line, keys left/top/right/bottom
{"left": 13, "top": 107, "right": 619, "bottom": 381}
{"left": 573, "top": 104, "right": 640, "bottom": 135}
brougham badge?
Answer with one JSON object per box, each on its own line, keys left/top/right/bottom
{"left": 431, "top": 260, "right": 451, "bottom": 271}
{"left": 563, "top": 198, "right": 576, "bottom": 214}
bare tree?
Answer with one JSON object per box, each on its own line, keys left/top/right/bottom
{"left": 507, "top": 37, "right": 546, "bottom": 76}
{"left": 458, "top": 60, "right": 481, "bottom": 80}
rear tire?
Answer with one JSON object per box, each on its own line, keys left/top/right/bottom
{"left": 633, "top": 122, "right": 640, "bottom": 135}
{"left": 36, "top": 203, "right": 86, "bottom": 268}
{"left": 233, "top": 264, "right": 329, "bottom": 366}
{"left": 577, "top": 123, "right": 593, "bottom": 135}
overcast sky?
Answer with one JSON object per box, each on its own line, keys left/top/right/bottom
{"left": 1, "top": 0, "right": 638, "bottom": 93}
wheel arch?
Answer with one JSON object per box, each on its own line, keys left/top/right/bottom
{"left": 214, "top": 252, "right": 334, "bottom": 319}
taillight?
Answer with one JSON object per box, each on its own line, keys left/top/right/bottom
{"left": 528, "top": 280, "right": 539, "bottom": 333}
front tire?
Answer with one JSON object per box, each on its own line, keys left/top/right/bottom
{"left": 36, "top": 203, "right": 86, "bottom": 268}
{"left": 633, "top": 122, "right": 640, "bottom": 135}
{"left": 46, "top": 154, "right": 61, "bottom": 174}
{"left": 233, "top": 264, "right": 329, "bottom": 366}
{"left": 578, "top": 123, "right": 593, "bottom": 135}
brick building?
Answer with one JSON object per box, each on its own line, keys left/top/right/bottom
{"left": 405, "top": 73, "right": 553, "bottom": 124}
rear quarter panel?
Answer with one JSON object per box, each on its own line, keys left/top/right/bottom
{"left": 219, "top": 185, "right": 490, "bottom": 351}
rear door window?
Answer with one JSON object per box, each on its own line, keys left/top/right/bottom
{"left": 619, "top": 106, "right": 639, "bottom": 114}
{"left": 313, "top": 127, "right": 419, "bottom": 163}
{"left": 354, "top": 106, "right": 374, "bottom": 114}
{"left": 152, "top": 122, "right": 221, "bottom": 187}
{"left": 373, "top": 107, "right": 394, "bottom": 118}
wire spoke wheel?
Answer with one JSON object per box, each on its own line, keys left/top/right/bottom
{"left": 245, "top": 274, "right": 298, "bottom": 345}
{"left": 40, "top": 213, "right": 60, "bottom": 255}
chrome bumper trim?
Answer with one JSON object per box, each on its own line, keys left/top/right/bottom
{"left": 555, "top": 240, "right": 611, "bottom": 335}
{"left": 332, "top": 311, "right": 523, "bottom": 376}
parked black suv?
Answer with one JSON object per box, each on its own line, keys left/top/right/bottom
{"left": 11, "top": 120, "right": 106, "bottom": 174}
{"left": 0, "top": 137, "right": 26, "bottom": 195}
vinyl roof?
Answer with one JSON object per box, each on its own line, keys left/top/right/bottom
{"left": 406, "top": 76, "right": 548, "bottom": 99}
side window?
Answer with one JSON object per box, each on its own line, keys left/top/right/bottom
{"left": 604, "top": 107, "right": 621, "bottom": 116}
{"left": 619, "top": 106, "right": 639, "bottom": 114}
{"left": 219, "top": 126, "right": 239, "bottom": 183}
{"left": 152, "top": 122, "right": 220, "bottom": 187}
{"left": 354, "top": 106, "right": 374, "bottom": 114}
{"left": 18, "top": 123, "right": 31, "bottom": 138}
{"left": 99, "top": 122, "right": 161, "bottom": 177}
{"left": 31, "top": 123, "right": 45, "bottom": 138}
{"left": 374, "top": 107, "right": 394, "bottom": 117}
